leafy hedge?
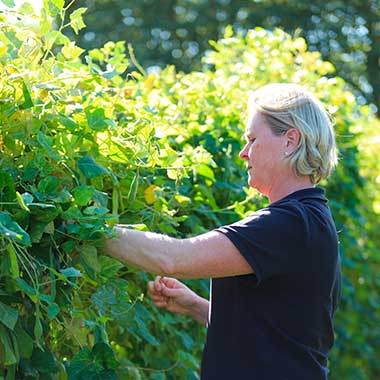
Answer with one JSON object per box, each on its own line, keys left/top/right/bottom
{"left": 0, "top": 2, "right": 379, "bottom": 380}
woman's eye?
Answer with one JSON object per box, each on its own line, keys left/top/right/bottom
{"left": 249, "top": 138, "right": 256, "bottom": 143}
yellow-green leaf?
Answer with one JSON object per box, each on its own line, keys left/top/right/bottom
{"left": 69, "top": 8, "right": 87, "bottom": 34}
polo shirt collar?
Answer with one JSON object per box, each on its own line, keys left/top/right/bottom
{"left": 275, "top": 187, "right": 327, "bottom": 204}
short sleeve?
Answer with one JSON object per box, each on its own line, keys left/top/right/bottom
{"left": 214, "top": 201, "right": 309, "bottom": 284}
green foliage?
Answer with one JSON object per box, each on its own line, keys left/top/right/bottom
{"left": 69, "top": 0, "right": 380, "bottom": 116}
{"left": 0, "top": 2, "right": 379, "bottom": 380}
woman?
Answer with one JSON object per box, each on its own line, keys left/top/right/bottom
{"left": 105, "top": 83, "right": 341, "bottom": 380}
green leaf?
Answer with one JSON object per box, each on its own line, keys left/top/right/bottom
{"left": 58, "top": 113, "right": 79, "bottom": 131}
{"left": 14, "top": 324, "right": 33, "bottom": 358}
{"left": 80, "top": 244, "right": 101, "bottom": 279}
{"left": 61, "top": 241, "right": 76, "bottom": 254}
{"left": 0, "top": 301, "right": 18, "bottom": 330}
{"left": 92, "top": 343, "right": 119, "bottom": 370}
{"left": 1, "top": 0, "right": 15, "bottom": 7}
{"left": 60, "top": 267, "right": 82, "bottom": 278}
{"left": 31, "top": 347, "right": 58, "bottom": 373}
{"left": 0, "top": 212, "right": 31, "bottom": 247}
{"left": 91, "top": 278, "right": 129, "bottom": 318}
{"left": 44, "top": 221, "right": 55, "bottom": 234}
{"left": 67, "top": 348, "right": 91, "bottom": 380}
{"left": 40, "top": 7, "right": 52, "bottom": 35}
{"left": 21, "top": 192, "right": 34, "bottom": 204}
{"left": 45, "top": 30, "right": 70, "bottom": 50}
{"left": 78, "top": 155, "right": 108, "bottom": 178}
{"left": 93, "top": 190, "right": 108, "bottom": 208}
{"left": 69, "top": 8, "right": 87, "bottom": 34}
{"left": 16, "top": 278, "right": 36, "bottom": 297}
{"left": 37, "top": 176, "right": 60, "bottom": 194}
{"left": 30, "top": 221, "right": 51, "bottom": 242}
{"left": 0, "top": 325, "right": 17, "bottom": 366}
{"left": 85, "top": 107, "right": 108, "bottom": 131}
{"left": 50, "top": 0, "right": 64, "bottom": 10}
{"left": 61, "top": 41, "right": 84, "bottom": 60}
{"left": 19, "top": 82, "right": 34, "bottom": 109}
{"left": 196, "top": 163, "right": 215, "bottom": 181}
{"left": 67, "top": 343, "right": 118, "bottom": 380}
{"left": 72, "top": 185, "right": 95, "bottom": 206}
{"left": 83, "top": 206, "right": 108, "bottom": 216}
{"left": 50, "top": 189, "right": 72, "bottom": 203}
{"left": 43, "top": 0, "right": 58, "bottom": 16}
{"left": 98, "top": 256, "right": 123, "bottom": 280}
{"left": 133, "top": 315, "right": 159, "bottom": 346}
{"left": 36, "top": 131, "right": 61, "bottom": 160}
{"left": 47, "top": 303, "right": 60, "bottom": 319}
{"left": 18, "top": 2, "right": 34, "bottom": 15}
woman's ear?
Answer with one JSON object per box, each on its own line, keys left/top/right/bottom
{"left": 285, "top": 128, "right": 301, "bottom": 152}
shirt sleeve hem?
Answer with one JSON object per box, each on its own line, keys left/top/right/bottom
{"left": 214, "top": 227, "right": 264, "bottom": 284}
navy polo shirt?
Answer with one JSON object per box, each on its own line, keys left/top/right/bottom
{"left": 201, "top": 187, "right": 341, "bottom": 380}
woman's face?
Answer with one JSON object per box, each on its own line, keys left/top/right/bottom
{"left": 239, "top": 110, "right": 288, "bottom": 196}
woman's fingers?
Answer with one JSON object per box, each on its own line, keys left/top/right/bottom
{"left": 147, "top": 281, "right": 156, "bottom": 295}
{"left": 153, "top": 300, "right": 169, "bottom": 308}
{"left": 148, "top": 279, "right": 165, "bottom": 293}
{"left": 154, "top": 276, "right": 163, "bottom": 292}
{"left": 160, "top": 276, "right": 181, "bottom": 289}
{"left": 148, "top": 280, "right": 169, "bottom": 304}
{"left": 151, "top": 295, "right": 167, "bottom": 303}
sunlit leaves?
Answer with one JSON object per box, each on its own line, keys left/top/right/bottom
{"left": 72, "top": 185, "right": 95, "bottom": 206}
{"left": 39, "top": 7, "right": 52, "bottom": 35}
{"left": 45, "top": 30, "right": 70, "bottom": 51}
{"left": 69, "top": 8, "right": 87, "bottom": 35}
{"left": 85, "top": 107, "right": 108, "bottom": 131}
{"left": 61, "top": 41, "right": 84, "bottom": 59}
{"left": 1, "top": 2, "right": 379, "bottom": 379}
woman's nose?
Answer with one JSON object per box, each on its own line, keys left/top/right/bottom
{"left": 239, "top": 145, "right": 249, "bottom": 160}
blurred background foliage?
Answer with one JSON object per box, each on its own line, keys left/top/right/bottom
{"left": 67, "top": 0, "right": 380, "bottom": 117}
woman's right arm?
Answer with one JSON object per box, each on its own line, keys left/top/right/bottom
{"left": 147, "top": 276, "right": 209, "bottom": 327}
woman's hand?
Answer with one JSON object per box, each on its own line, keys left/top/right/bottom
{"left": 147, "top": 276, "right": 209, "bottom": 326}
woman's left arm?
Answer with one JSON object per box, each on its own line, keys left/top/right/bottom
{"left": 104, "top": 226, "right": 253, "bottom": 279}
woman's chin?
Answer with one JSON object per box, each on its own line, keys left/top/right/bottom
{"left": 248, "top": 175, "right": 263, "bottom": 193}
{"left": 248, "top": 176, "right": 257, "bottom": 189}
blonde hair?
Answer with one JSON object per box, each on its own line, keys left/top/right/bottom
{"left": 249, "top": 83, "right": 338, "bottom": 184}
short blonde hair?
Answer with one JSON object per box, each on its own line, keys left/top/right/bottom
{"left": 249, "top": 83, "right": 338, "bottom": 184}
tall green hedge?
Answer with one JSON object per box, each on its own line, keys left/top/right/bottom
{"left": 0, "top": 3, "right": 379, "bottom": 380}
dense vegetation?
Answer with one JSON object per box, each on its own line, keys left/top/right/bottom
{"left": 0, "top": 2, "right": 379, "bottom": 380}
{"left": 68, "top": 0, "right": 380, "bottom": 116}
